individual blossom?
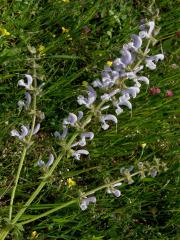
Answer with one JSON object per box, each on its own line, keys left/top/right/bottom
{"left": 18, "top": 74, "right": 33, "bottom": 90}
{"left": 165, "top": 90, "right": 173, "bottom": 97}
{"left": 120, "top": 166, "right": 134, "bottom": 184}
{"left": 37, "top": 154, "right": 54, "bottom": 168}
{"left": 113, "top": 93, "right": 132, "bottom": 115}
{"left": 149, "top": 87, "right": 161, "bottom": 95}
{"left": 0, "top": 27, "right": 10, "bottom": 36}
{"left": 107, "top": 182, "right": 122, "bottom": 197}
{"left": 72, "top": 149, "right": 89, "bottom": 160}
{"left": 63, "top": 113, "right": 78, "bottom": 127}
{"left": 17, "top": 92, "right": 32, "bottom": 110}
{"left": 122, "top": 86, "right": 140, "bottom": 98}
{"left": 145, "top": 54, "right": 164, "bottom": 70}
{"left": 72, "top": 132, "right": 94, "bottom": 147}
{"left": 77, "top": 86, "right": 97, "bottom": 108}
{"left": 100, "top": 114, "right": 118, "bottom": 130}
{"left": 131, "top": 34, "right": 142, "bottom": 49}
{"left": 139, "top": 20, "right": 155, "bottom": 39}
{"left": 11, "top": 125, "right": 29, "bottom": 141}
{"left": 54, "top": 127, "right": 68, "bottom": 140}
{"left": 67, "top": 178, "right": 76, "bottom": 187}
{"left": 80, "top": 196, "right": 96, "bottom": 211}
{"left": 33, "top": 123, "right": 41, "bottom": 135}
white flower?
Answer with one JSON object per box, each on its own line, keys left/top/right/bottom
{"left": 18, "top": 74, "right": 33, "bottom": 90}
{"left": 101, "top": 89, "right": 120, "bottom": 101}
{"left": 17, "top": 92, "right": 31, "bottom": 110}
{"left": 71, "top": 132, "right": 94, "bottom": 147}
{"left": 100, "top": 114, "right": 118, "bottom": 130}
{"left": 80, "top": 196, "right": 96, "bottom": 211}
{"left": 72, "top": 149, "right": 89, "bottom": 160}
{"left": 11, "top": 125, "right": 29, "bottom": 140}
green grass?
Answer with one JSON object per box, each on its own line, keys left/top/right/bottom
{"left": 0, "top": 0, "right": 180, "bottom": 239}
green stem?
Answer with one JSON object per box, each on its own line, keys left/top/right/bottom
{"left": 8, "top": 59, "right": 37, "bottom": 221}
{"left": 19, "top": 171, "right": 140, "bottom": 225}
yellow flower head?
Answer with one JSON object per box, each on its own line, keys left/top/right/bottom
{"left": 0, "top": 28, "right": 10, "bottom": 36}
{"left": 62, "top": 27, "right": 69, "bottom": 33}
{"left": 106, "top": 61, "right": 113, "bottom": 67}
{"left": 37, "top": 44, "right": 45, "bottom": 55}
{"left": 31, "top": 231, "right": 39, "bottom": 239}
{"left": 67, "top": 178, "right": 76, "bottom": 187}
{"left": 141, "top": 143, "right": 147, "bottom": 149}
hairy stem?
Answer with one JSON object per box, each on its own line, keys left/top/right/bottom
{"left": 8, "top": 59, "right": 37, "bottom": 221}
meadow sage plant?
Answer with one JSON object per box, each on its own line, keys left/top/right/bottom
{"left": 0, "top": 16, "right": 168, "bottom": 240}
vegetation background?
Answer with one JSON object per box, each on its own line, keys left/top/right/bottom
{"left": 0, "top": 0, "right": 179, "bottom": 239}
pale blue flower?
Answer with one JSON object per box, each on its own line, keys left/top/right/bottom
{"left": 121, "top": 48, "right": 132, "bottom": 65}
{"left": 54, "top": 127, "right": 68, "bottom": 139}
{"left": 63, "top": 113, "right": 77, "bottom": 127}
{"left": 131, "top": 34, "right": 142, "bottom": 49}
{"left": 72, "top": 149, "right": 89, "bottom": 160}
{"left": 33, "top": 123, "right": 40, "bottom": 135}
{"left": 80, "top": 196, "right": 96, "bottom": 211}
{"left": 122, "top": 86, "right": 140, "bottom": 98}
{"left": 107, "top": 182, "right": 122, "bottom": 197}
{"left": 100, "top": 114, "right": 118, "bottom": 130}
{"left": 18, "top": 74, "right": 33, "bottom": 90}
{"left": 77, "top": 86, "right": 97, "bottom": 108}
{"left": 11, "top": 125, "right": 29, "bottom": 140}
{"left": 37, "top": 154, "right": 54, "bottom": 168}
{"left": 17, "top": 92, "right": 32, "bottom": 110}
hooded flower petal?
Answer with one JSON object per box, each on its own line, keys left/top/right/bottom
{"left": 25, "top": 92, "right": 32, "bottom": 109}
{"left": 77, "top": 111, "right": 84, "bottom": 121}
{"left": 18, "top": 74, "right": 33, "bottom": 90}
{"left": 100, "top": 114, "right": 118, "bottom": 130}
{"left": 54, "top": 127, "right": 68, "bottom": 139}
{"left": 137, "top": 76, "right": 149, "bottom": 85}
{"left": 11, "top": 125, "right": 29, "bottom": 140}
{"left": 37, "top": 160, "right": 45, "bottom": 167}
{"left": 122, "top": 86, "right": 140, "bottom": 98}
{"left": 33, "top": 123, "right": 40, "bottom": 135}
{"left": 72, "top": 149, "right": 89, "bottom": 160}
{"left": 63, "top": 113, "right": 77, "bottom": 127}
{"left": 118, "top": 93, "right": 132, "bottom": 109}
{"left": 80, "top": 196, "right": 96, "bottom": 211}
{"left": 46, "top": 154, "right": 54, "bottom": 167}
{"left": 131, "top": 34, "right": 142, "bottom": 49}
{"left": 121, "top": 48, "right": 132, "bottom": 65}
{"left": 77, "top": 86, "right": 96, "bottom": 108}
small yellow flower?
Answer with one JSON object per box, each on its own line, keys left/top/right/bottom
{"left": 62, "top": 0, "right": 70, "bottom": 3}
{"left": 0, "top": 28, "right": 10, "bottom": 36}
{"left": 141, "top": 143, "right": 147, "bottom": 149}
{"left": 67, "top": 178, "right": 76, "bottom": 187}
{"left": 37, "top": 44, "right": 45, "bottom": 56}
{"left": 31, "top": 231, "right": 39, "bottom": 239}
{"left": 62, "top": 27, "right": 69, "bottom": 33}
{"left": 106, "top": 61, "right": 113, "bottom": 67}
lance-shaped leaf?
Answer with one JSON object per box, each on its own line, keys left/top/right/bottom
{"left": 18, "top": 74, "right": 33, "bottom": 90}
{"left": 72, "top": 149, "right": 89, "bottom": 160}
{"left": 11, "top": 125, "right": 29, "bottom": 141}
{"left": 100, "top": 114, "right": 118, "bottom": 130}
